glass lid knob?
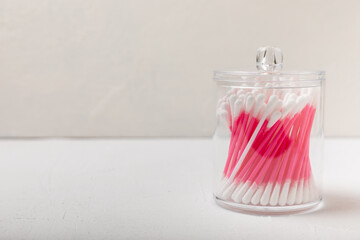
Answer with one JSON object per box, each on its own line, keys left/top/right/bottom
{"left": 256, "top": 46, "right": 283, "bottom": 73}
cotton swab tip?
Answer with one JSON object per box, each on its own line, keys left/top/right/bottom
{"left": 268, "top": 111, "right": 282, "bottom": 128}
{"left": 245, "top": 95, "right": 255, "bottom": 112}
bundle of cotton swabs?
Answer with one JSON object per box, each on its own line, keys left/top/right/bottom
{"left": 216, "top": 86, "right": 319, "bottom": 206}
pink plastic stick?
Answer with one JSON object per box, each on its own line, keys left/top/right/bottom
{"left": 291, "top": 107, "right": 315, "bottom": 181}
{"left": 233, "top": 123, "right": 270, "bottom": 183}
{"left": 226, "top": 113, "right": 252, "bottom": 176}
{"left": 299, "top": 108, "right": 316, "bottom": 179}
{"left": 275, "top": 113, "right": 302, "bottom": 184}
{"left": 266, "top": 119, "right": 294, "bottom": 184}
{"left": 282, "top": 105, "right": 311, "bottom": 182}
{"left": 233, "top": 120, "right": 281, "bottom": 183}
{"left": 248, "top": 118, "right": 295, "bottom": 184}
{"left": 223, "top": 112, "right": 245, "bottom": 174}
{"left": 232, "top": 116, "right": 260, "bottom": 173}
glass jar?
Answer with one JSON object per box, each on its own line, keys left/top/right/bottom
{"left": 213, "top": 47, "right": 325, "bottom": 214}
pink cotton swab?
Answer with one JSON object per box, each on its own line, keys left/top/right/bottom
{"left": 254, "top": 116, "right": 298, "bottom": 205}
{"left": 242, "top": 113, "right": 290, "bottom": 204}
{"left": 222, "top": 96, "right": 245, "bottom": 176}
{"left": 275, "top": 96, "right": 312, "bottom": 206}
{"left": 218, "top": 95, "right": 280, "bottom": 197}
{"left": 227, "top": 95, "right": 281, "bottom": 180}
{"left": 216, "top": 92, "right": 247, "bottom": 193}
{"left": 216, "top": 88, "right": 319, "bottom": 207}
{"left": 231, "top": 95, "right": 265, "bottom": 173}
{"left": 267, "top": 96, "right": 308, "bottom": 206}
{"left": 226, "top": 94, "right": 256, "bottom": 176}
{"left": 220, "top": 95, "right": 259, "bottom": 198}
{"left": 222, "top": 95, "right": 281, "bottom": 198}
{"left": 284, "top": 103, "right": 315, "bottom": 205}
{"left": 258, "top": 99, "right": 298, "bottom": 205}
{"left": 288, "top": 106, "right": 316, "bottom": 205}
{"left": 230, "top": 111, "right": 282, "bottom": 202}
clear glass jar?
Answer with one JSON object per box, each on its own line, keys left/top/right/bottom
{"left": 213, "top": 47, "right": 325, "bottom": 214}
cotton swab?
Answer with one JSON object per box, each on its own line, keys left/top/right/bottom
{"left": 216, "top": 86, "right": 319, "bottom": 207}
{"left": 219, "top": 95, "right": 281, "bottom": 194}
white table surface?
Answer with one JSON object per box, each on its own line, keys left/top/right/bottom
{"left": 0, "top": 138, "right": 359, "bottom": 239}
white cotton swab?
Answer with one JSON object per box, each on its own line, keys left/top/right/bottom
{"left": 229, "top": 94, "right": 237, "bottom": 124}
{"left": 217, "top": 109, "right": 230, "bottom": 129}
{"left": 234, "top": 96, "right": 245, "bottom": 120}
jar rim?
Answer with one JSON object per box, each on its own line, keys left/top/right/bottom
{"left": 214, "top": 70, "right": 325, "bottom": 87}
{"left": 214, "top": 70, "right": 325, "bottom": 78}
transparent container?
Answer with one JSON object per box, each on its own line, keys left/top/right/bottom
{"left": 213, "top": 47, "right": 325, "bottom": 215}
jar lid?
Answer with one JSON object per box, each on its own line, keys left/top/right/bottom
{"left": 214, "top": 46, "right": 325, "bottom": 88}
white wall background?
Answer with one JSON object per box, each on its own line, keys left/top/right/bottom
{"left": 0, "top": 0, "right": 359, "bottom": 137}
